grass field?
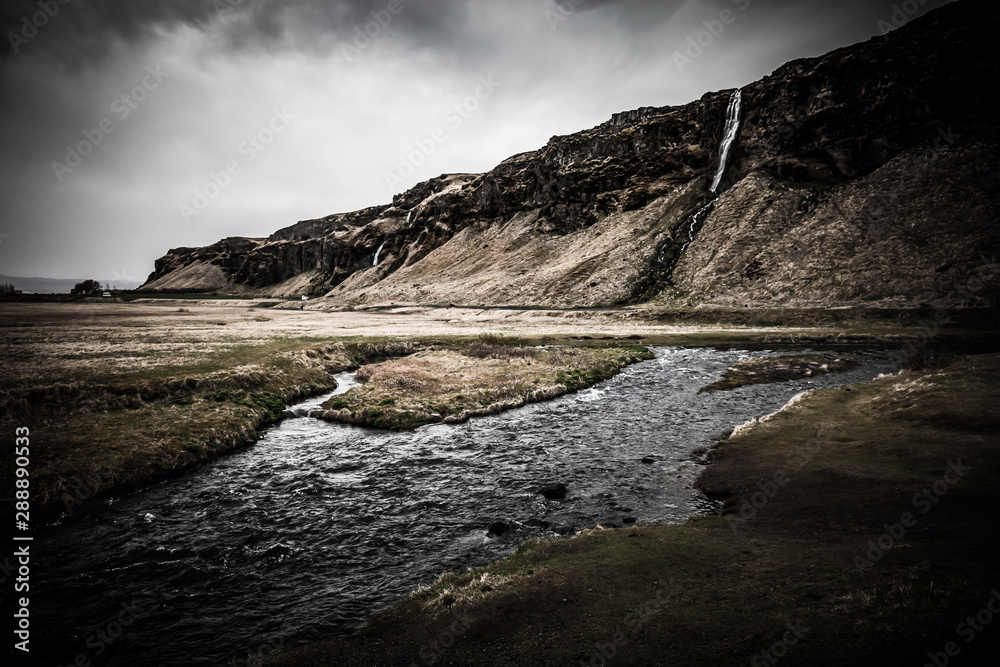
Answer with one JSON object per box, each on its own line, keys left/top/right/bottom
{"left": 2, "top": 300, "right": 998, "bottom": 666}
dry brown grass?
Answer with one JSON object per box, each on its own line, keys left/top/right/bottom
{"left": 463, "top": 333, "right": 536, "bottom": 360}
{"left": 319, "top": 345, "right": 653, "bottom": 430}
{"left": 2, "top": 300, "right": 922, "bottom": 390}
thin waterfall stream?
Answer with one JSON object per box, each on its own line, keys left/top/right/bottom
{"left": 659, "top": 88, "right": 743, "bottom": 285}
{"left": 710, "top": 89, "right": 743, "bottom": 194}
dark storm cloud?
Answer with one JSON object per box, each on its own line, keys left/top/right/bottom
{"left": 1, "top": 0, "right": 217, "bottom": 62}
{"left": 1, "top": 0, "right": 475, "bottom": 63}
{"left": 0, "top": 0, "right": 807, "bottom": 64}
{"left": 1, "top": 0, "right": 929, "bottom": 70}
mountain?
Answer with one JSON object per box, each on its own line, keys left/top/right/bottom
{"left": 141, "top": 0, "right": 999, "bottom": 309}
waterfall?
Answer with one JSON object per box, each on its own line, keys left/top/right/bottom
{"left": 681, "top": 88, "right": 741, "bottom": 264}
{"left": 406, "top": 211, "right": 412, "bottom": 225}
{"left": 676, "top": 201, "right": 716, "bottom": 258}
{"left": 640, "top": 89, "right": 744, "bottom": 296}
{"left": 669, "top": 89, "right": 742, "bottom": 277}
{"left": 661, "top": 200, "right": 717, "bottom": 285}
{"left": 710, "top": 89, "right": 743, "bottom": 194}
{"left": 373, "top": 242, "right": 385, "bottom": 267}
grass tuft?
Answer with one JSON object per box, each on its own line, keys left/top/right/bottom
{"left": 463, "top": 333, "right": 536, "bottom": 360}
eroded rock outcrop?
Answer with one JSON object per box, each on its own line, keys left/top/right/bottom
{"left": 142, "top": 0, "right": 999, "bottom": 308}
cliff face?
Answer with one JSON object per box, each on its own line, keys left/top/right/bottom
{"left": 142, "top": 0, "right": 1000, "bottom": 308}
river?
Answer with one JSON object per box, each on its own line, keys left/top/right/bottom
{"left": 30, "top": 346, "right": 898, "bottom": 666}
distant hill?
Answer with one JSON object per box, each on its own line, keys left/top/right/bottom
{"left": 143, "top": 0, "right": 999, "bottom": 309}
{"left": 0, "top": 274, "right": 142, "bottom": 294}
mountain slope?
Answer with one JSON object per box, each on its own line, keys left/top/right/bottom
{"left": 142, "top": 0, "right": 1000, "bottom": 308}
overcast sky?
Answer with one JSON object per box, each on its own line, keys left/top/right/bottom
{"left": 0, "top": 0, "right": 953, "bottom": 283}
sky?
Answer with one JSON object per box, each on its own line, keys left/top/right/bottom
{"left": 0, "top": 0, "right": 955, "bottom": 284}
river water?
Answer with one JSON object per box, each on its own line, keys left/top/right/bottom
{"left": 29, "top": 346, "right": 897, "bottom": 666}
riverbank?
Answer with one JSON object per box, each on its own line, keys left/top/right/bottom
{"left": 317, "top": 338, "right": 652, "bottom": 430}
{"left": 262, "top": 354, "right": 1000, "bottom": 666}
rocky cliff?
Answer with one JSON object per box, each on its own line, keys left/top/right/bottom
{"left": 142, "top": 0, "right": 1000, "bottom": 308}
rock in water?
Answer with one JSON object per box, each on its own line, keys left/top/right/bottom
{"left": 487, "top": 521, "right": 508, "bottom": 537}
{"left": 538, "top": 483, "right": 568, "bottom": 500}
